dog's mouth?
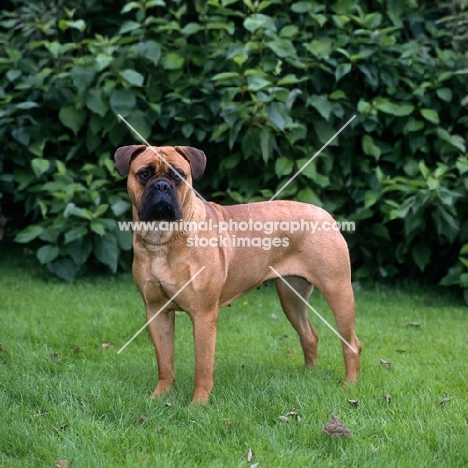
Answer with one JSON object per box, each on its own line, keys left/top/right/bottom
{"left": 138, "top": 184, "right": 182, "bottom": 222}
{"left": 139, "top": 200, "right": 181, "bottom": 222}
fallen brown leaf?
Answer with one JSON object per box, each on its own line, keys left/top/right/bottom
{"left": 277, "top": 406, "right": 302, "bottom": 422}
{"left": 380, "top": 359, "right": 393, "bottom": 370}
{"left": 54, "top": 460, "right": 70, "bottom": 468}
{"left": 323, "top": 413, "right": 351, "bottom": 437}
{"left": 405, "top": 322, "right": 421, "bottom": 327}
{"left": 101, "top": 343, "right": 114, "bottom": 349}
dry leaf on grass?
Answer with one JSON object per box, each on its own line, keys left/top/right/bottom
{"left": 384, "top": 394, "right": 392, "bottom": 403}
{"left": 247, "top": 448, "right": 255, "bottom": 462}
{"left": 405, "top": 322, "right": 421, "bottom": 327}
{"left": 380, "top": 359, "right": 393, "bottom": 370}
{"left": 101, "top": 343, "right": 114, "bottom": 349}
{"left": 277, "top": 406, "right": 302, "bottom": 422}
{"left": 323, "top": 413, "right": 352, "bottom": 438}
{"left": 54, "top": 460, "right": 70, "bottom": 468}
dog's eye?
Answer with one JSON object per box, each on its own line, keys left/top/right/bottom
{"left": 172, "top": 170, "right": 185, "bottom": 185}
{"left": 137, "top": 170, "right": 151, "bottom": 182}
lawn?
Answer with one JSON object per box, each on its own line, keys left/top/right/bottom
{"left": 1, "top": 244, "right": 467, "bottom": 468}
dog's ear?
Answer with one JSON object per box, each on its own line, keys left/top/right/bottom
{"left": 114, "top": 145, "right": 146, "bottom": 177}
{"left": 174, "top": 146, "right": 207, "bottom": 181}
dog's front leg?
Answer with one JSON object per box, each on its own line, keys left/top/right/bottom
{"left": 146, "top": 308, "right": 176, "bottom": 400}
{"left": 190, "top": 310, "right": 219, "bottom": 404}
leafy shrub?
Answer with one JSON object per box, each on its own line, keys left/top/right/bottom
{"left": 0, "top": 0, "right": 467, "bottom": 303}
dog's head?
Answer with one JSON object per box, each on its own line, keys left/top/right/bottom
{"left": 114, "top": 145, "right": 206, "bottom": 222}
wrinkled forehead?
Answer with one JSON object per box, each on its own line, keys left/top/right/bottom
{"left": 131, "top": 146, "right": 190, "bottom": 173}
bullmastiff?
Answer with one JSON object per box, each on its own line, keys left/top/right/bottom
{"left": 114, "top": 145, "right": 361, "bottom": 404}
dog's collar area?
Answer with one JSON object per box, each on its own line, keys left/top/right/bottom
{"left": 138, "top": 212, "right": 195, "bottom": 247}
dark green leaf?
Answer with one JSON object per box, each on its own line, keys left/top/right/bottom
{"left": 109, "top": 89, "right": 136, "bottom": 117}
{"left": 275, "top": 157, "right": 293, "bottom": 177}
{"left": 59, "top": 106, "right": 86, "bottom": 134}
{"left": 138, "top": 40, "right": 161, "bottom": 65}
{"left": 260, "top": 128, "right": 274, "bottom": 163}
{"left": 335, "top": 63, "right": 351, "bottom": 82}
{"left": 411, "top": 242, "right": 431, "bottom": 271}
{"left": 375, "top": 99, "right": 414, "bottom": 116}
{"left": 94, "top": 237, "right": 119, "bottom": 273}
{"left": 31, "top": 158, "right": 50, "bottom": 177}
{"left": 307, "top": 95, "right": 332, "bottom": 120}
{"left": 37, "top": 245, "right": 59, "bottom": 264}
{"left": 15, "top": 225, "right": 44, "bottom": 243}
{"left": 420, "top": 108, "right": 439, "bottom": 124}
{"left": 161, "top": 53, "right": 185, "bottom": 70}
{"left": 362, "top": 135, "right": 381, "bottom": 159}
{"left": 266, "top": 39, "right": 296, "bottom": 58}
{"left": 71, "top": 66, "right": 96, "bottom": 91}
{"left": 64, "top": 226, "right": 88, "bottom": 244}
{"left": 86, "top": 89, "right": 108, "bottom": 117}
{"left": 120, "top": 69, "right": 144, "bottom": 87}
{"left": 436, "top": 87, "right": 453, "bottom": 102}
{"left": 47, "top": 258, "right": 79, "bottom": 282}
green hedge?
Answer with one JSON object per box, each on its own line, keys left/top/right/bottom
{"left": 0, "top": 0, "right": 467, "bottom": 303}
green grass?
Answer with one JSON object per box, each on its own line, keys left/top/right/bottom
{"left": 1, "top": 244, "right": 467, "bottom": 468}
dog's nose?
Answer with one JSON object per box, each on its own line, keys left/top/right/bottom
{"left": 154, "top": 180, "right": 171, "bottom": 192}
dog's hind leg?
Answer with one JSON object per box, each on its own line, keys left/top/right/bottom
{"left": 319, "top": 281, "right": 361, "bottom": 383}
{"left": 275, "top": 276, "right": 319, "bottom": 369}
